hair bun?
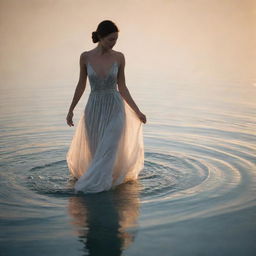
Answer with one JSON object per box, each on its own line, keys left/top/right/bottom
{"left": 92, "top": 31, "right": 99, "bottom": 43}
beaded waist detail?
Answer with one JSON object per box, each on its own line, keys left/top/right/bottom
{"left": 90, "top": 88, "right": 119, "bottom": 94}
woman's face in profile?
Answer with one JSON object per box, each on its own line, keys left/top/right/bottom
{"left": 100, "top": 32, "right": 118, "bottom": 49}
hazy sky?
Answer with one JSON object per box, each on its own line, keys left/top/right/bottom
{"left": 0, "top": 0, "right": 255, "bottom": 89}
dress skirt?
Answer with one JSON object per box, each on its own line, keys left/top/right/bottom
{"left": 66, "top": 90, "right": 144, "bottom": 194}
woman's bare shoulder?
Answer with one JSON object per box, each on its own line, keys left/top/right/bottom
{"left": 113, "top": 51, "right": 125, "bottom": 66}
{"left": 80, "top": 50, "right": 96, "bottom": 64}
{"left": 80, "top": 51, "right": 90, "bottom": 58}
{"left": 114, "top": 50, "right": 125, "bottom": 58}
{"left": 79, "top": 51, "right": 91, "bottom": 66}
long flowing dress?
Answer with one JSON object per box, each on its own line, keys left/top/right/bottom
{"left": 66, "top": 60, "right": 144, "bottom": 194}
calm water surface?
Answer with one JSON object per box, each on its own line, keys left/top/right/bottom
{"left": 0, "top": 78, "right": 255, "bottom": 255}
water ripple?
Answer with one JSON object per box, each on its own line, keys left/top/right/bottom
{"left": 0, "top": 120, "right": 255, "bottom": 226}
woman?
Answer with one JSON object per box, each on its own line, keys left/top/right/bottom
{"left": 66, "top": 20, "right": 146, "bottom": 194}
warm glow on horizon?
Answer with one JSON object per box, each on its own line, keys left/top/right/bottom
{"left": 0, "top": 0, "right": 255, "bottom": 89}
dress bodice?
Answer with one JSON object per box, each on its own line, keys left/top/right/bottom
{"left": 86, "top": 61, "right": 119, "bottom": 93}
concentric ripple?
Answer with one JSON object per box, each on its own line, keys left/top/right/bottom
{"left": 139, "top": 152, "right": 209, "bottom": 199}
{"left": 20, "top": 123, "right": 255, "bottom": 223}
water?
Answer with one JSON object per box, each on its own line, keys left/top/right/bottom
{"left": 0, "top": 77, "right": 255, "bottom": 255}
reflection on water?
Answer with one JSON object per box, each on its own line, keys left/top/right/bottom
{"left": 67, "top": 181, "right": 141, "bottom": 255}
{"left": 0, "top": 0, "right": 255, "bottom": 254}
{"left": 0, "top": 78, "right": 255, "bottom": 255}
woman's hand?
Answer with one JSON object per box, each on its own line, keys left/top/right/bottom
{"left": 136, "top": 111, "right": 147, "bottom": 124}
{"left": 66, "top": 111, "right": 74, "bottom": 127}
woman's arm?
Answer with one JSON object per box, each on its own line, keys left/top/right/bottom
{"left": 117, "top": 53, "right": 141, "bottom": 114}
{"left": 66, "top": 52, "right": 87, "bottom": 126}
{"left": 117, "top": 53, "right": 147, "bottom": 123}
{"left": 68, "top": 52, "right": 87, "bottom": 112}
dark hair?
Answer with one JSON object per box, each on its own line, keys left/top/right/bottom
{"left": 92, "top": 20, "right": 119, "bottom": 43}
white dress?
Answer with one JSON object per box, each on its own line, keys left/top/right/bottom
{"left": 66, "top": 60, "right": 144, "bottom": 194}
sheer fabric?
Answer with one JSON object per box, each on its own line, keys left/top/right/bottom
{"left": 66, "top": 60, "right": 144, "bottom": 194}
